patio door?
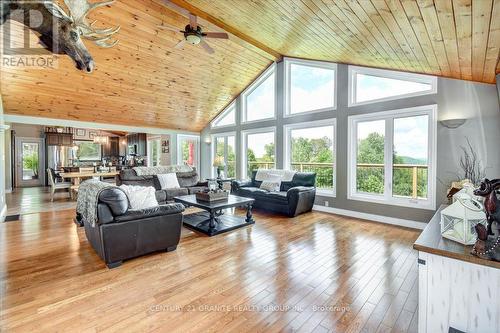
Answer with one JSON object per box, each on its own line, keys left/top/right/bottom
{"left": 177, "top": 135, "right": 200, "bottom": 171}
{"left": 15, "top": 137, "right": 45, "bottom": 187}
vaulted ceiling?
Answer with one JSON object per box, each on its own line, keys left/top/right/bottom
{"left": 0, "top": 0, "right": 273, "bottom": 132}
{"left": 185, "top": 0, "right": 499, "bottom": 83}
{"left": 1, "top": 0, "right": 498, "bottom": 132}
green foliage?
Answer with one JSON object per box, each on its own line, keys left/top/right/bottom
{"left": 23, "top": 153, "right": 39, "bottom": 176}
{"left": 76, "top": 142, "right": 101, "bottom": 161}
{"left": 356, "top": 132, "right": 428, "bottom": 197}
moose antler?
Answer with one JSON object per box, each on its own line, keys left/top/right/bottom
{"left": 63, "top": 0, "right": 120, "bottom": 47}
{"left": 46, "top": 0, "right": 119, "bottom": 47}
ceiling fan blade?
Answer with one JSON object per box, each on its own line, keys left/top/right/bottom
{"left": 157, "top": 24, "right": 180, "bottom": 32}
{"left": 204, "top": 32, "right": 229, "bottom": 39}
{"left": 163, "top": 0, "right": 190, "bottom": 16}
{"left": 174, "top": 39, "right": 186, "bottom": 49}
{"left": 200, "top": 40, "right": 214, "bottom": 54}
{"left": 189, "top": 14, "right": 197, "bottom": 29}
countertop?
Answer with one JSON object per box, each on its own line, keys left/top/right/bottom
{"left": 413, "top": 204, "right": 500, "bottom": 269}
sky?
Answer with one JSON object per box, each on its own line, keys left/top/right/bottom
{"left": 242, "top": 66, "right": 429, "bottom": 161}
{"left": 357, "top": 115, "right": 429, "bottom": 160}
{"left": 356, "top": 74, "right": 431, "bottom": 103}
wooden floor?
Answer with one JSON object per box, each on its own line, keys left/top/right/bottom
{"left": 0, "top": 196, "right": 421, "bottom": 333}
{"left": 5, "top": 187, "right": 75, "bottom": 216}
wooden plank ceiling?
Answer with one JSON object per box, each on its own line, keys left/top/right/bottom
{"left": 1, "top": 1, "right": 498, "bottom": 132}
{"left": 0, "top": 0, "right": 273, "bottom": 132}
{"left": 184, "top": 0, "right": 500, "bottom": 83}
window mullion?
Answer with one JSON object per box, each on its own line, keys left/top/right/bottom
{"left": 384, "top": 118, "right": 394, "bottom": 201}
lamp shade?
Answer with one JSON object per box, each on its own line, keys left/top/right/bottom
{"left": 213, "top": 156, "right": 225, "bottom": 167}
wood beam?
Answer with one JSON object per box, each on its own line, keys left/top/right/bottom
{"left": 164, "top": 0, "right": 282, "bottom": 61}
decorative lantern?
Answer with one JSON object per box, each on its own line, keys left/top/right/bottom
{"left": 440, "top": 194, "right": 487, "bottom": 245}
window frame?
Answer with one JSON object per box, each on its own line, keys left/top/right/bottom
{"left": 241, "top": 126, "right": 277, "bottom": 179}
{"left": 211, "top": 131, "right": 236, "bottom": 178}
{"left": 348, "top": 66, "right": 438, "bottom": 107}
{"left": 147, "top": 137, "right": 161, "bottom": 166}
{"left": 284, "top": 58, "right": 337, "bottom": 117}
{"left": 283, "top": 119, "right": 337, "bottom": 197}
{"left": 176, "top": 134, "right": 200, "bottom": 171}
{"left": 241, "top": 64, "right": 277, "bottom": 124}
{"left": 74, "top": 140, "right": 102, "bottom": 161}
{"left": 211, "top": 101, "right": 236, "bottom": 129}
{"left": 347, "top": 104, "right": 437, "bottom": 210}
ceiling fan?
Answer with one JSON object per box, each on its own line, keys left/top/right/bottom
{"left": 158, "top": 13, "right": 229, "bottom": 54}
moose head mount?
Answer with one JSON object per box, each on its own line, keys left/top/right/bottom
{"left": 1, "top": 0, "right": 120, "bottom": 73}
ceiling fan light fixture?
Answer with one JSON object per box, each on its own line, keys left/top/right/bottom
{"left": 186, "top": 34, "right": 201, "bottom": 45}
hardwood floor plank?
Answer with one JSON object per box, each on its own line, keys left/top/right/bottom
{"left": 0, "top": 188, "right": 421, "bottom": 332}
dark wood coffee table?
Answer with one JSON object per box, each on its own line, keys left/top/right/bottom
{"left": 173, "top": 194, "right": 255, "bottom": 236}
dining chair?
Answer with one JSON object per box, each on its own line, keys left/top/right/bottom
{"left": 47, "top": 168, "right": 72, "bottom": 201}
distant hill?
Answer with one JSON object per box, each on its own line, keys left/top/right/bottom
{"left": 397, "top": 156, "right": 427, "bottom": 165}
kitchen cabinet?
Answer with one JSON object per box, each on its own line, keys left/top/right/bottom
{"left": 414, "top": 206, "right": 500, "bottom": 333}
{"left": 103, "top": 137, "right": 120, "bottom": 157}
{"left": 126, "top": 133, "right": 147, "bottom": 156}
{"left": 46, "top": 133, "right": 73, "bottom": 146}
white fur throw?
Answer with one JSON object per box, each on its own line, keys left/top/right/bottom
{"left": 133, "top": 165, "right": 193, "bottom": 176}
{"left": 255, "top": 169, "right": 296, "bottom": 182}
{"left": 119, "top": 185, "right": 158, "bottom": 210}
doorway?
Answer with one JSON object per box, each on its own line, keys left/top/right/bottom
{"left": 15, "top": 137, "right": 45, "bottom": 187}
{"left": 177, "top": 135, "right": 200, "bottom": 171}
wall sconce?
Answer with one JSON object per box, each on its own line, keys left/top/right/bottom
{"left": 440, "top": 118, "right": 467, "bottom": 129}
{"left": 0, "top": 124, "right": 10, "bottom": 131}
{"left": 204, "top": 137, "right": 212, "bottom": 144}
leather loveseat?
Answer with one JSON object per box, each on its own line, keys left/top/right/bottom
{"left": 83, "top": 187, "right": 185, "bottom": 268}
{"left": 232, "top": 171, "right": 316, "bottom": 217}
{"left": 118, "top": 167, "right": 208, "bottom": 203}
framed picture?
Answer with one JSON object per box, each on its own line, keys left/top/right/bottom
{"left": 76, "top": 129, "right": 86, "bottom": 137}
{"left": 162, "top": 147, "right": 169, "bottom": 154}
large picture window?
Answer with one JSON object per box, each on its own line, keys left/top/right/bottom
{"left": 211, "top": 102, "right": 236, "bottom": 128}
{"left": 212, "top": 133, "right": 236, "bottom": 178}
{"left": 285, "top": 59, "right": 336, "bottom": 116}
{"left": 348, "top": 105, "right": 437, "bottom": 209}
{"left": 242, "top": 65, "right": 276, "bottom": 123}
{"left": 284, "top": 120, "right": 336, "bottom": 196}
{"left": 348, "top": 66, "right": 437, "bottom": 106}
{"left": 242, "top": 128, "right": 276, "bottom": 178}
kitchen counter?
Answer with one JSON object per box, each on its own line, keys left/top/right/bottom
{"left": 414, "top": 205, "right": 499, "bottom": 333}
{"left": 413, "top": 204, "right": 500, "bottom": 269}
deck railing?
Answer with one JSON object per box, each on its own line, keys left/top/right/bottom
{"left": 356, "top": 163, "right": 428, "bottom": 198}
{"left": 247, "top": 162, "right": 428, "bottom": 198}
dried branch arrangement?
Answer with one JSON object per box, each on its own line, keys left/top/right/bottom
{"left": 459, "top": 138, "right": 486, "bottom": 186}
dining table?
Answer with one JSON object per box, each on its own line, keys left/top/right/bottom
{"left": 59, "top": 171, "right": 120, "bottom": 198}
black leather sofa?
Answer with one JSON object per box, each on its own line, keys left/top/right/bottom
{"left": 118, "top": 168, "right": 208, "bottom": 203}
{"left": 83, "top": 187, "right": 185, "bottom": 268}
{"left": 232, "top": 171, "right": 316, "bottom": 217}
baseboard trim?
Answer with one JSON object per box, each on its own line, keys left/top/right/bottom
{"left": 0, "top": 204, "right": 6, "bottom": 223}
{"left": 313, "top": 205, "right": 426, "bottom": 230}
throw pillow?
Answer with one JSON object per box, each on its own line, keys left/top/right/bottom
{"left": 156, "top": 173, "right": 180, "bottom": 189}
{"left": 260, "top": 176, "right": 281, "bottom": 192}
{"left": 119, "top": 185, "right": 158, "bottom": 210}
